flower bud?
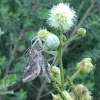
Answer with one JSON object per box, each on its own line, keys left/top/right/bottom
{"left": 70, "top": 84, "right": 93, "bottom": 100}
{"left": 77, "top": 28, "right": 86, "bottom": 37}
{"left": 62, "top": 35, "right": 67, "bottom": 42}
{"left": 77, "top": 58, "right": 94, "bottom": 74}
{"left": 37, "top": 28, "right": 49, "bottom": 40}
{"left": 46, "top": 33, "right": 60, "bottom": 50}
{"left": 52, "top": 66, "right": 61, "bottom": 82}
{"left": 52, "top": 91, "right": 73, "bottom": 100}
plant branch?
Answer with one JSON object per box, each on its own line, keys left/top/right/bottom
{"left": 35, "top": 80, "right": 47, "bottom": 100}
{"left": 53, "top": 82, "right": 67, "bottom": 100}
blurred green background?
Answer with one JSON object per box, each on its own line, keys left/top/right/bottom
{"left": 0, "top": 0, "right": 100, "bottom": 100}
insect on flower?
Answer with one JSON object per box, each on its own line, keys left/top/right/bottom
{"left": 22, "top": 43, "right": 51, "bottom": 83}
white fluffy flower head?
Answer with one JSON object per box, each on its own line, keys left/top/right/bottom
{"left": 47, "top": 3, "right": 76, "bottom": 31}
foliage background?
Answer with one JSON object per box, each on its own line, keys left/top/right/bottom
{"left": 0, "top": 0, "right": 100, "bottom": 100}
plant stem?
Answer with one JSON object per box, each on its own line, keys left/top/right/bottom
{"left": 58, "top": 29, "right": 64, "bottom": 90}
{"left": 64, "top": 34, "right": 78, "bottom": 45}
{"left": 53, "top": 82, "right": 67, "bottom": 100}
{"left": 50, "top": 73, "right": 61, "bottom": 86}
{"left": 66, "top": 75, "right": 78, "bottom": 100}
{"left": 64, "top": 69, "right": 80, "bottom": 87}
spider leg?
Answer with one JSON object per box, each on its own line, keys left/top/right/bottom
{"left": 37, "top": 37, "right": 43, "bottom": 48}
{"left": 31, "top": 38, "right": 39, "bottom": 48}
{"left": 31, "top": 36, "right": 38, "bottom": 45}
{"left": 46, "top": 51, "right": 58, "bottom": 66}
{"left": 47, "top": 57, "right": 54, "bottom": 61}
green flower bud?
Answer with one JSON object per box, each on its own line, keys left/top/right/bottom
{"left": 62, "top": 35, "right": 67, "bottom": 42}
{"left": 37, "top": 28, "right": 49, "bottom": 40}
{"left": 77, "top": 28, "right": 86, "bottom": 37}
{"left": 77, "top": 58, "right": 94, "bottom": 74}
{"left": 49, "top": 65, "right": 61, "bottom": 82}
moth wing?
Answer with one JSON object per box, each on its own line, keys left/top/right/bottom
{"left": 41, "top": 54, "right": 51, "bottom": 83}
{"left": 22, "top": 58, "right": 41, "bottom": 83}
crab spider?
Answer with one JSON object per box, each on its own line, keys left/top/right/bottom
{"left": 31, "top": 33, "right": 60, "bottom": 65}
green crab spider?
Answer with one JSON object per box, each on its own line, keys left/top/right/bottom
{"left": 31, "top": 33, "right": 60, "bottom": 65}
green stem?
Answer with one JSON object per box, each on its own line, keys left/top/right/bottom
{"left": 53, "top": 82, "right": 67, "bottom": 100}
{"left": 64, "top": 34, "right": 78, "bottom": 45}
{"left": 66, "top": 75, "right": 78, "bottom": 100}
{"left": 58, "top": 29, "right": 64, "bottom": 90}
{"left": 50, "top": 73, "right": 61, "bottom": 86}
{"left": 64, "top": 70, "right": 80, "bottom": 87}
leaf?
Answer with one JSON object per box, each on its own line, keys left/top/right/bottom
{"left": 0, "top": 28, "right": 4, "bottom": 36}
{"left": 4, "top": 74, "right": 17, "bottom": 87}
{"left": 0, "top": 74, "right": 17, "bottom": 89}
{"left": 0, "top": 90, "right": 14, "bottom": 95}
{"left": 0, "top": 69, "right": 1, "bottom": 76}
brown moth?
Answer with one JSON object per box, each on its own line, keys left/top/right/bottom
{"left": 22, "top": 43, "right": 51, "bottom": 83}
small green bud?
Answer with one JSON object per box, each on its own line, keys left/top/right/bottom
{"left": 77, "top": 28, "right": 86, "bottom": 37}
{"left": 49, "top": 65, "right": 61, "bottom": 82}
{"left": 62, "top": 35, "right": 67, "bottom": 42}
{"left": 37, "top": 28, "right": 49, "bottom": 40}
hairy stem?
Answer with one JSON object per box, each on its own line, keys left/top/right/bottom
{"left": 64, "top": 69, "right": 80, "bottom": 87}
{"left": 58, "top": 29, "right": 64, "bottom": 90}
{"left": 50, "top": 74, "right": 61, "bottom": 86}
{"left": 53, "top": 82, "right": 67, "bottom": 100}
{"left": 66, "top": 75, "right": 78, "bottom": 100}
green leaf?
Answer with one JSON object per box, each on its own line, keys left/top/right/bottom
{"left": 0, "top": 90, "right": 14, "bottom": 95}
{"left": 4, "top": 74, "right": 17, "bottom": 87}
{"left": 0, "top": 74, "right": 17, "bottom": 89}
{"left": 0, "top": 28, "right": 4, "bottom": 36}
